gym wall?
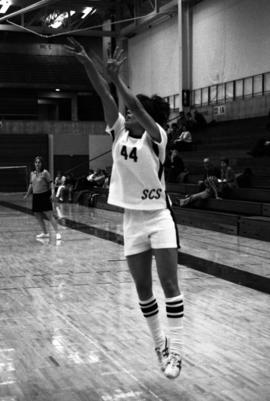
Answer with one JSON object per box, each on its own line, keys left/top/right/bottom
{"left": 192, "top": 0, "right": 270, "bottom": 89}
{"left": 128, "top": 14, "right": 179, "bottom": 98}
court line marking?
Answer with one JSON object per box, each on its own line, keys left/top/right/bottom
{"left": 61, "top": 314, "right": 166, "bottom": 401}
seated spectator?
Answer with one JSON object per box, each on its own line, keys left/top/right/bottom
{"left": 80, "top": 168, "right": 106, "bottom": 189}
{"left": 177, "top": 111, "right": 187, "bottom": 131}
{"left": 86, "top": 169, "right": 95, "bottom": 183}
{"left": 73, "top": 168, "right": 106, "bottom": 201}
{"left": 173, "top": 125, "right": 193, "bottom": 152}
{"left": 194, "top": 110, "right": 207, "bottom": 130}
{"left": 166, "top": 149, "right": 188, "bottom": 183}
{"left": 54, "top": 171, "right": 62, "bottom": 192}
{"left": 65, "top": 173, "right": 75, "bottom": 202}
{"left": 90, "top": 169, "right": 106, "bottom": 188}
{"left": 179, "top": 175, "right": 221, "bottom": 207}
{"left": 164, "top": 123, "right": 170, "bottom": 135}
{"left": 247, "top": 137, "right": 270, "bottom": 157}
{"left": 219, "top": 157, "right": 238, "bottom": 197}
{"left": 103, "top": 167, "right": 112, "bottom": 189}
{"left": 198, "top": 157, "right": 220, "bottom": 191}
{"left": 167, "top": 123, "right": 180, "bottom": 149}
{"left": 103, "top": 173, "right": 110, "bottom": 189}
{"left": 186, "top": 112, "right": 196, "bottom": 131}
{"left": 56, "top": 175, "right": 67, "bottom": 202}
{"left": 180, "top": 157, "right": 220, "bottom": 206}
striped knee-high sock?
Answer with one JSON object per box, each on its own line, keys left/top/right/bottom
{"left": 139, "top": 296, "right": 164, "bottom": 349}
{"left": 166, "top": 294, "right": 184, "bottom": 357}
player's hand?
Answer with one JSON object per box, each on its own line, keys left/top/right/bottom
{"left": 106, "top": 47, "right": 126, "bottom": 82}
{"left": 64, "top": 37, "right": 89, "bottom": 62}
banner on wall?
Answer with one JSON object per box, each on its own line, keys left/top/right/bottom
{"left": 213, "top": 105, "right": 226, "bottom": 116}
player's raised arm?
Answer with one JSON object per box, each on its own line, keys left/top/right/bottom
{"left": 106, "top": 47, "right": 162, "bottom": 143}
{"left": 65, "top": 37, "right": 118, "bottom": 128}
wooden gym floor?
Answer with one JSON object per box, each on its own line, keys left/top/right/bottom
{"left": 0, "top": 193, "right": 269, "bottom": 401}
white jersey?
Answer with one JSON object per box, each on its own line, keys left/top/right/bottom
{"left": 106, "top": 113, "right": 168, "bottom": 210}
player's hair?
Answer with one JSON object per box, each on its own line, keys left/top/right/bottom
{"left": 136, "top": 94, "right": 170, "bottom": 128}
{"left": 34, "top": 155, "right": 45, "bottom": 172}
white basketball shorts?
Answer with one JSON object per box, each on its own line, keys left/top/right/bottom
{"left": 123, "top": 208, "right": 178, "bottom": 256}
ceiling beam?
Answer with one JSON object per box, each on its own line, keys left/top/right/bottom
{"left": 0, "top": 23, "right": 120, "bottom": 37}
{"left": 0, "top": 0, "right": 61, "bottom": 23}
{"left": 55, "top": 0, "right": 114, "bottom": 10}
{"left": 120, "top": 0, "right": 178, "bottom": 36}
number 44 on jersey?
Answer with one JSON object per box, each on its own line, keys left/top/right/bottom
{"left": 120, "top": 146, "right": 138, "bottom": 162}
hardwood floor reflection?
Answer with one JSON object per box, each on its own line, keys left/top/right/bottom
{"left": 0, "top": 193, "right": 269, "bottom": 401}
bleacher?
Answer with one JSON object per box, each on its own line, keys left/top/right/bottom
{"left": 71, "top": 115, "right": 270, "bottom": 242}
{"left": 181, "top": 116, "right": 270, "bottom": 176}
{"left": 167, "top": 183, "right": 270, "bottom": 240}
{"left": 166, "top": 115, "right": 270, "bottom": 241}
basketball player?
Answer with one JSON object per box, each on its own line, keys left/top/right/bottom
{"left": 66, "top": 38, "right": 184, "bottom": 379}
{"left": 24, "top": 156, "right": 61, "bottom": 240}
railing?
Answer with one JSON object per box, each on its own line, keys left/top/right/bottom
{"left": 164, "top": 71, "right": 270, "bottom": 111}
{"left": 64, "top": 149, "right": 111, "bottom": 176}
{"left": 191, "top": 71, "right": 270, "bottom": 108}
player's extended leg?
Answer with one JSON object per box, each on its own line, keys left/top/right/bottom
{"left": 154, "top": 247, "right": 184, "bottom": 379}
{"left": 43, "top": 211, "right": 61, "bottom": 240}
{"left": 34, "top": 212, "right": 49, "bottom": 238}
{"left": 127, "top": 250, "right": 169, "bottom": 371}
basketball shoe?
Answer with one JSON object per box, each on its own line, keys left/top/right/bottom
{"left": 155, "top": 336, "right": 169, "bottom": 371}
{"left": 164, "top": 352, "right": 182, "bottom": 379}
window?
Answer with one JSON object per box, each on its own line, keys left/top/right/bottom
{"left": 225, "top": 82, "right": 234, "bottom": 101}
{"left": 217, "top": 83, "right": 225, "bottom": 103}
{"left": 253, "top": 75, "right": 263, "bottom": 96}
{"left": 244, "top": 77, "right": 253, "bottom": 98}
